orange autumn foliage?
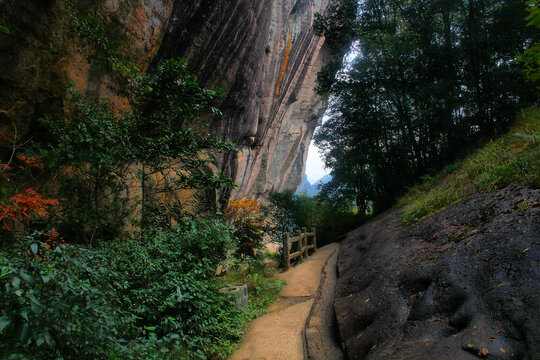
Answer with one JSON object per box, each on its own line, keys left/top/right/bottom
{"left": 226, "top": 197, "right": 262, "bottom": 221}
{"left": 0, "top": 188, "right": 59, "bottom": 231}
{"left": 226, "top": 197, "right": 265, "bottom": 257}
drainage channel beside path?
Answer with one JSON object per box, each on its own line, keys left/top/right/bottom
{"left": 229, "top": 243, "right": 344, "bottom": 360}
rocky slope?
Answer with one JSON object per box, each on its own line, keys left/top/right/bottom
{"left": 0, "top": 0, "right": 338, "bottom": 203}
{"left": 334, "top": 186, "right": 540, "bottom": 359}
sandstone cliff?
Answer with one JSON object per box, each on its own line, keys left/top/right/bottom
{"left": 0, "top": 0, "right": 337, "bottom": 203}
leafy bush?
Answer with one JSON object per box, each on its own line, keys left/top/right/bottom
{"left": 0, "top": 218, "right": 244, "bottom": 360}
{"left": 267, "top": 190, "right": 317, "bottom": 236}
{"left": 226, "top": 197, "right": 264, "bottom": 257}
{"left": 109, "top": 219, "right": 236, "bottom": 352}
{"left": 315, "top": 199, "right": 368, "bottom": 246}
{"left": 0, "top": 128, "right": 60, "bottom": 243}
{"left": 216, "top": 255, "right": 284, "bottom": 348}
{"left": 0, "top": 235, "right": 130, "bottom": 359}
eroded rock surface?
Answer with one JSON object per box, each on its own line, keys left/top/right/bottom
{"left": 335, "top": 186, "right": 540, "bottom": 359}
{"left": 0, "top": 0, "right": 337, "bottom": 202}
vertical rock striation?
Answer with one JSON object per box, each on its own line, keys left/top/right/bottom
{"left": 0, "top": 0, "right": 338, "bottom": 202}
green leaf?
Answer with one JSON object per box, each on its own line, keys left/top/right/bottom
{"left": 30, "top": 243, "right": 38, "bottom": 255}
{"left": 0, "top": 25, "right": 10, "bottom": 35}
{"left": 20, "top": 311, "right": 29, "bottom": 321}
{"left": 11, "top": 276, "right": 21, "bottom": 289}
{"left": 0, "top": 316, "right": 11, "bottom": 333}
{"left": 36, "top": 335, "right": 45, "bottom": 347}
{"left": 44, "top": 331, "right": 54, "bottom": 347}
{"left": 143, "top": 326, "right": 156, "bottom": 331}
{"left": 19, "top": 322, "right": 28, "bottom": 341}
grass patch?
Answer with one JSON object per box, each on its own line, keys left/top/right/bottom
{"left": 398, "top": 106, "right": 540, "bottom": 226}
{"left": 211, "top": 255, "right": 285, "bottom": 357}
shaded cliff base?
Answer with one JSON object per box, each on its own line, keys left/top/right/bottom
{"left": 335, "top": 185, "right": 539, "bottom": 359}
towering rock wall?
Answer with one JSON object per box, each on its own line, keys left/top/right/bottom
{"left": 0, "top": 0, "right": 336, "bottom": 201}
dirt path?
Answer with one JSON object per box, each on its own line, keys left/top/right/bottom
{"left": 229, "top": 243, "right": 343, "bottom": 360}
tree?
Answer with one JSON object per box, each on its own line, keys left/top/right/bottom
{"left": 34, "top": 6, "right": 238, "bottom": 243}
{"left": 40, "top": 59, "right": 236, "bottom": 243}
{"left": 226, "top": 197, "right": 264, "bottom": 257}
{"left": 315, "top": 0, "right": 539, "bottom": 212}
{"left": 520, "top": 0, "right": 540, "bottom": 93}
{"left": 313, "top": 0, "right": 359, "bottom": 52}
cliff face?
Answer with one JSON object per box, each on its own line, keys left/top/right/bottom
{"left": 0, "top": 0, "right": 335, "bottom": 202}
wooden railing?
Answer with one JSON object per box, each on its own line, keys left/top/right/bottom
{"left": 283, "top": 227, "right": 317, "bottom": 270}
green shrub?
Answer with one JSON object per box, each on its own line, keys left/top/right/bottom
{"left": 109, "top": 219, "right": 236, "bottom": 349}
{"left": 217, "top": 255, "right": 284, "bottom": 348}
{"left": 0, "top": 218, "right": 243, "bottom": 359}
{"left": 226, "top": 197, "right": 264, "bottom": 258}
{"left": 0, "top": 234, "right": 131, "bottom": 359}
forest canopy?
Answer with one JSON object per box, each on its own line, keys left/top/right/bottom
{"left": 314, "top": 0, "right": 540, "bottom": 213}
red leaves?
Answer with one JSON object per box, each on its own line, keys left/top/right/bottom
{"left": 16, "top": 155, "right": 43, "bottom": 169}
{"left": 0, "top": 188, "right": 59, "bottom": 231}
{"left": 43, "top": 228, "right": 68, "bottom": 249}
{"left": 0, "top": 144, "right": 62, "bottom": 243}
{"left": 23, "top": 228, "right": 69, "bottom": 259}
{"left": 0, "top": 130, "right": 11, "bottom": 142}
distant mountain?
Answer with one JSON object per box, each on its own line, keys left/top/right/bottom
{"left": 296, "top": 175, "right": 315, "bottom": 196}
{"left": 296, "top": 174, "right": 332, "bottom": 197}
{"left": 314, "top": 174, "right": 332, "bottom": 187}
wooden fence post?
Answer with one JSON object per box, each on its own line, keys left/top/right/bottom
{"left": 283, "top": 233, "right": 290, "bottom": 270}
{"left": 295, "top": 229, "right": 302, "bottom": 259}
{"left": 312, "top": 226, "right": 317, "bottom": 252}
{"left": 300, "top": 227, "right": 306, "bottom": 257}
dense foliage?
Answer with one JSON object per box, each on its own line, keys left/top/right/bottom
{"left": 39, "top": 59, "right": 235, "bottom": 243}
{"left": 313, "top": 0, "right": 358, "bottom": 52}
{"left": 268, "top": 190, "right": 368, "bottom": 247}
{"left": 313, "top": 0, "right": 358, "bottom": 94}
{"left": 0, "top": 219, "right": 247, "bottom": 359}
{"left": 520, "top": 1, "right": 540, "bottom": 92}
{"left": 315, "top": 0, "right": 539, "bottom": 212}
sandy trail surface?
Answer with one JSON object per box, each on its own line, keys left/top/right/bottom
{"left": 229, "top": 243, "right": 342, "bottom": 360}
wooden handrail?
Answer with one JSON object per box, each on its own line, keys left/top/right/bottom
{"left": 283, "top": 226, "right": 317, "bottom": 270}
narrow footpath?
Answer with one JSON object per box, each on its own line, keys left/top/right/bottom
{"left": 230, "top": 243, "right": 343, "bottom": 360}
